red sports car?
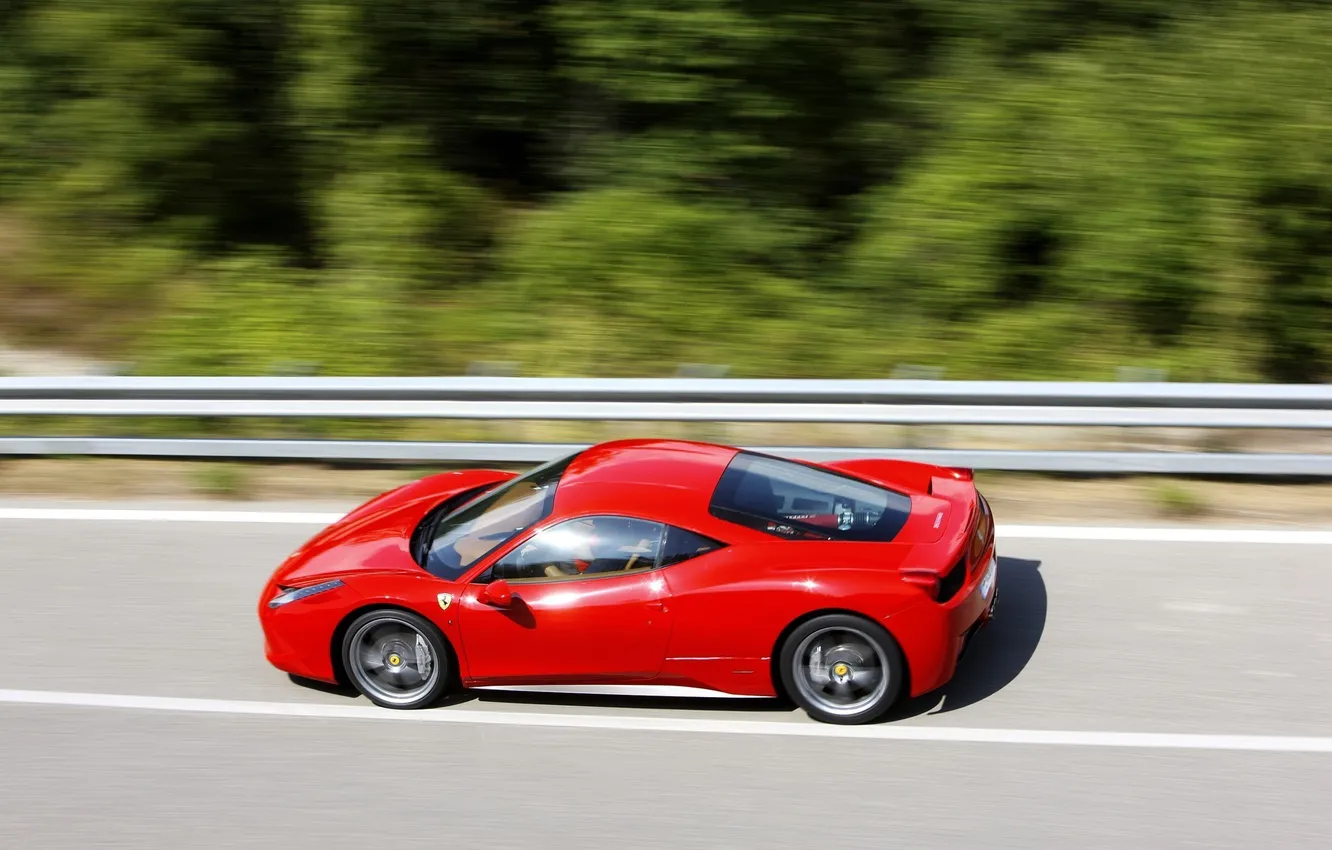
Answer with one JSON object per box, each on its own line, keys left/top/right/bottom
{"left": 258, "top": 439, "right": 998, "bottom": 724}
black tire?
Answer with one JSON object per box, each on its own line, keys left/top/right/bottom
{"left": 778, "top": 613, "right": 905, "bottom": 725}
{"left": 340, "top": 609, "right": 454, "bottom": 710}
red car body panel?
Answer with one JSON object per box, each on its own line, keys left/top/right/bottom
{"left": 456, "top": 570, "right": 673, "bottom": 683}
{"left": 258, "top": 439, "right": 997, "bottom": 701}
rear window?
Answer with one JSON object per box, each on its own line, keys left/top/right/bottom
{"left": 708, "top": 452, "right": 912, "bottom": 542}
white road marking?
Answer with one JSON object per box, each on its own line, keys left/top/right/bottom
{"left": 0, "top": 507, "right": 345, "bottom": 524}
{"left": 1, "top": 688, "right": 1330, "bottom": 753}
{"left": 1000, "top": 525, "right": 1332, "bottom": 545}
{"left": 1163, "top": 602, "right": 1250, "bottom": 615}
{"left": 1, "top": 506, "right": 1330, "bottom": 544}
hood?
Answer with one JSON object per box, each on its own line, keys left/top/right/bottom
{"left": 271, "top": 469, "right": 516, "bottom": 586}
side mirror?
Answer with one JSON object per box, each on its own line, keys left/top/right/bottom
{"left": 478, "top": 578, "right": 513, "bottom": 607}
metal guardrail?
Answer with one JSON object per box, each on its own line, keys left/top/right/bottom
{"left": 1, "top": 376, "right": 1331, "bottom": 426}
{"left": 1, "top": 377, "right": 1329, "bottom": 475}
{"left": 3, "top": 375, "right": 1332, "bottom": 405}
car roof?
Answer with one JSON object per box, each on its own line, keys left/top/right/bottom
{"left": 551, "top": 439, "right": 740, "bottom": 521}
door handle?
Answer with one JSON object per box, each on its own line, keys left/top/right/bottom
{"left": 647, "top": 600, "right": 667, "bottom": 612}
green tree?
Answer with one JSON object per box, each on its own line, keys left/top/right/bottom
{"left": 1, "top": 0, "right": 1330, "bottom": 383}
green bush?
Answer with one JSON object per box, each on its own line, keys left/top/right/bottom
{"left": 1152, "top": 481, "right": 1207, "bottom": 518}
{"left": 0, "top": 1, "right": 1328, "bottom": 382}
{"left": 134, "top": 250, "right": 422, "bottom": 377}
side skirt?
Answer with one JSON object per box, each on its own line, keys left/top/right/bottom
{"left": 469, "top": 684, "right": 771, "bottom": 699}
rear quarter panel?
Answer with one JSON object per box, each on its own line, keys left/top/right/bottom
{"left": 657, "top": 541, "right": 929, "bottom": 696}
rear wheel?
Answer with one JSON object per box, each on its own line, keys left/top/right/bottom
{"left": 341, "top": 609, "right": 453, "bottom": 709}
{"left": 779, "top": 614, "right": 905, "bottom": 725}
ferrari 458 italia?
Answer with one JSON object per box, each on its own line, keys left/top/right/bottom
{"left": 258, "top": 439, "right": 998, "bottom": 724}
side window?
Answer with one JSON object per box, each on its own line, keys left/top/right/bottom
{"left": 490, "top": 516, "right": 665, "bottom": 582}
{"left": 659, "top": 526, "right": 723, "bottom": 568}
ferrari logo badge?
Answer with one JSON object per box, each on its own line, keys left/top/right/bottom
{"left": 437, "top": 592, "right": 454, "bottom": 611}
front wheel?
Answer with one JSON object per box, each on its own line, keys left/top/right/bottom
{"left": 779, "top": 614, "right": 905, "bottom": 725}
{"left": 341, "top": 609, "right": 453, "bottom": 709}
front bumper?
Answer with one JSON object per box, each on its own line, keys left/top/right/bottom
{"left": 257, "top": 580, "right": 362, "bottom": 684}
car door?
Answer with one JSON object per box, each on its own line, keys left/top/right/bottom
{"left": 456, "top": 515, "right": 675, "bottom": 684}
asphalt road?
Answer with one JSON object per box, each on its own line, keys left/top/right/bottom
{"left": 1, "top": 503, "right": 1330, "bottom": 848}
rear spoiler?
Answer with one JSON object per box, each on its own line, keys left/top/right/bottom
{"left": 928, "top": 467, "right": 973, "bottom": 494}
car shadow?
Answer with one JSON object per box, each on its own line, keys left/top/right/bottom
{"left": 284, "top": 673, "right": 504, "bottom": 708}
{"left": 884, "top": 556, "right": 1047, "bottom": 721}
{"left": 284, "top": 556, "right": 1045, "bottom": 719}
{"left": 286, "top": 674, "right": 360, "bottom": 699}
{"left": 285, "top": 671, "right": 790, "bottom": 712}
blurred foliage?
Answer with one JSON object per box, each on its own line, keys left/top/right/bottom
{"left": 0, "top": 0, "right": 1330, "bottom": 381}
{"left": 1151, "top": 479, "right": 1208, "bottom": 518}
{"left": 193, "top": 461, "right": 250, "bottom": 499}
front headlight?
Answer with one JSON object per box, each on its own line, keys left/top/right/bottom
{"left": 268, "top": 579, "right": 345, "bottom": 608}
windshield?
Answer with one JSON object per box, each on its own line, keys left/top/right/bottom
{"left": 423, "top": 452, "right": 577, "bottom": 579}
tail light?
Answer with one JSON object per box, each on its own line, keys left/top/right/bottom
{"left": 900, "top": 568, "right": 940, "bottom": 599}
{"left": 937, "top": 555, "right": 967, "bottom": 602}
{"left": 901, "top": 555, "right": 967, "bottom": 604}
